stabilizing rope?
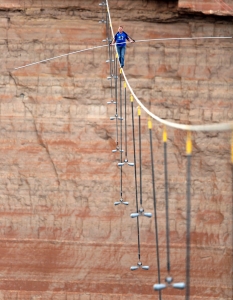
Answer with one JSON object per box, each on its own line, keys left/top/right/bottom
{"left": 163, "top": 126, "right": 170, "bottom": 274}
{"left": 131, "top": 107, "right": 152, "bottom": 218}
{"left": 154, "top": 128, "right": 185, "bottom": 292}
{"left": 118, "top": 73, "right": 134, "bottom": 167}
{"left": 114, "top": 68, "right": 128, "bottom": 206}
{"left": 185, "top": 132, "right": 192, "bottom": 300}
{"left": 130, "top": 95, "right": 149, "bottom": 271}
{"left": 231, "top": 133, "right": 233, "bottom": 300}
{"left": 148, "top": 117, "right": 162, "bottom": 300}
{"left": 111, "top": 53, "right": 122, "bottom": 153}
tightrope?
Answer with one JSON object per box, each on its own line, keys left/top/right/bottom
{"left": 13, "top": 37, "right": 232, "bottom": 71}
{"left": 12, "top": 3, "right": 233, "bottom": 132}
{"left": 106, "top": 0, "right": 233, "bottom": 132}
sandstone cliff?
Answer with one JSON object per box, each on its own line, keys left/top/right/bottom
{"left": 0, "top": 0, "right": 232, "bottom": 299}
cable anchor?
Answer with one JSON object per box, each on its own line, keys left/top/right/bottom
{"left": 112, "top": 143, "right": 123, "bottom": 153}
{"left": 118, "top": 161, "right": 134, "bottom": 167}
{"left": 153, "top": 276, "right": 185, "bottom": 291}
{"left": 107, "top": 100, "right": 116, "bottom": 104}
{"left": 110, "top": 114, "right": 123, "bottom": 121}
{"left": 131, "top": 207, "right": 152, "bottom": 218}
{"left": 131, "top": 261, "right": 149, "bottom": 271}
{"left": 114, "top": 198, "right": 129, "bottom": 206}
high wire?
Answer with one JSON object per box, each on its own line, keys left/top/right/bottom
{"left": 13, "top": 38, "right": 232, "bottom": 72}
{"left": 12, "top": 1, "right": 233, "bottom": 132}
{"left": 105, "top": 0, "right": 233, "bottom": 132}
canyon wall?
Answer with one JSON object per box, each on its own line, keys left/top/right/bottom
{"left": 0, "top": 0, "right": 232, "bottom": 299}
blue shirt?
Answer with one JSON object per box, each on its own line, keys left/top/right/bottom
{"left": 114, "top": 31, "right": 129, "bottom": 47}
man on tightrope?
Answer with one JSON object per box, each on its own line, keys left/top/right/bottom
{"left": 110, "top": 25, "right": 135, "bottom": 68}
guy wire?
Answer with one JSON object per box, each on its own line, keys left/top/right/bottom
{"left": 124, "top": 82, "right": 128, "bottom": 161}
{"left": 131, "top": 96, "right": 141, "bottom": 261}
{"left": 163, "top": 127, "right": 170, "bottom": 273}
{"left": 138, "top": 107, "right": 143, "bottom": 207}
{"left": 120, "top": 70, "right": 123, "bottom": 198}
{"left": 185, "top": 132, "right": 192, "bottom": 300}
{"left": 149, "top": 118, "right": 162, "bottom": 300}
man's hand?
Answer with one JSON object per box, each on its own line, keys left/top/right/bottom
{"left": 129, "top": 39, "right": 135, "bottom": 43}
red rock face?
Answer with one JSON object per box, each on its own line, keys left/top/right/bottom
{"left": 178, "top": 0, "right": 233, "bottom": 16}
{"left": 0, "top": 0, "right": 232, "bottom": 299}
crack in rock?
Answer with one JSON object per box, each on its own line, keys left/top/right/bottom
{"left": 8, "top": 72, "right": 61, "bottom": 186}
{"left": 22, "top": 98, "right": 61, "bottom": 186}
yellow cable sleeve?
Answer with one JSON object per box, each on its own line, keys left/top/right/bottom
{"left": 231, "top": 132, "right": 233, "bottom": 163}
{"left": 163, "top": 126, "right": 167, "bottom": 143}
{"left": 138, "top": 106, "right": 141, "bottom": 116}
{"left": 148, "top": 117, "right": 152, "bottom": 129}
{"left": 130, "top": 94, "right": 134, "bottom": 102}
{"left": 186, "top": 131, "right": 192, "bottom": 155}
{"left": 124, "top": 82, "right": 126, "bottom": 89}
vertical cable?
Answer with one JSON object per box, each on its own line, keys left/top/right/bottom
{"left": 124, "top": 81, "right": 128, "bottom": 162}
{"left": 131, "top": 94, "right": 140, "bottom": 261}
{"left": 109, "top": 45, "right": 114, "bottom": 99}
{"left": 185, "top": 131, "right": 192, "bottom": 300}
{"left": 110, "top": 45, "right": 113, "bottom": 98}
{"left": 231, "top": 132, "right": 233, "bottom": 300}
{"left": 115, "top": 53, "right": 119, "bottom": 149}
{"left": 120, "top": 69, "right": 123, "bottom": 199}
{"left": 138, "top": 106, "right": 143, "bottom": 207}
{"left": 163, "top": 126, "right": 170, "bottom": 273}
{"left": 149, "top": 117, "right": 162, "bottom": 300}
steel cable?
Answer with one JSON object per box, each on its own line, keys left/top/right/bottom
{"left": 148, "top": 117, "right": 162, "bottom": 300}
{"left": 131, "top": 95, "right": 141, "bottom": 262}
{"left": 120, "top": 70, "right": 123, "bottom": 199}
{"left": 185, "top": 132, "right": 192, "bottom": 300}
{"left": 115, "top": 54, "right": 119, "bottom": 149}
{"left": 163, "top": 127, "right": 170, "bottom": 274}
{"left": 231, "top": 133, "right": 233, "bottom": 299}
{"left": 124, "top": 82, "right": 128, "bottom": 162}
{"left": 138, "top": 107, "right": 143, "bottom": 207}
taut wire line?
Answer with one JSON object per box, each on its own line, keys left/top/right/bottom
{"left": 163, "top": 126, "right": 170, "bottom": 274}
{"left": 134, "top": 36, "right": 232, "bottom": 43}
{"left": 131, "top": 95, "right": 141, "bottom": 263}
{"left": 124, "top": 81, "right": 128, "bottom": 162}
{"left": 149, "top": 117, "right": 162, "bottom": 300}
{"left": 13, "top": 44, "right": 109, "bottom": 70}
{"left": 13, "top": 36, "right": 232, "bottom": 71}
{"left": 138, "top": 106, "right": 143, "bottom": 207}
{"left": 185, "top": 132, "right": 192, "bottom": 300}
{"left": 231, "top": 133, "right": 233, "bottom": 300}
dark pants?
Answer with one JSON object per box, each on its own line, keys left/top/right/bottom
{"left": 116, "top": 45, "right": 126, "bottom": 67}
